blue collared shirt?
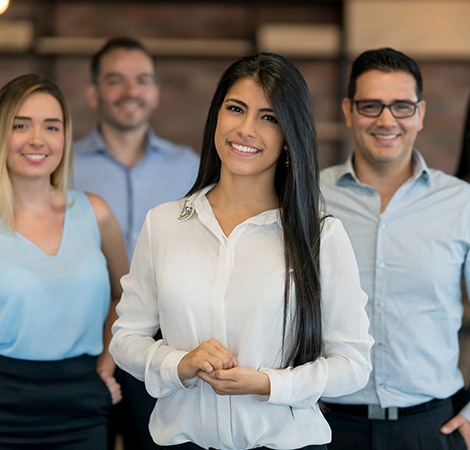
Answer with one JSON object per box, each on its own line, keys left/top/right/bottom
{"left": 320, "top": 150, "right": 470, "bottom": 419}
{"left": 73, "top": 125, "right": 200, "bottom": 259}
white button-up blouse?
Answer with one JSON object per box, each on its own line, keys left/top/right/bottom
{"left": 110, "top": 185, "right": 373, "bottom": 450}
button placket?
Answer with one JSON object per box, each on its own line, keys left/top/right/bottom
{"left": 210, "top": 235, "right": 236, "bottom": 449}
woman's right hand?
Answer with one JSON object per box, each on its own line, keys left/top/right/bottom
{"left": 178, "top": 338, "right": 237, "bottom": 380}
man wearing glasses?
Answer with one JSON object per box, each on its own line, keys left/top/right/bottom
{"left": 321, "top": 47, "right": 470, "bottom": 449}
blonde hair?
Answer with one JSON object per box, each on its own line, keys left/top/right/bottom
{"left": 0, "top": 74, "right": 73, "bottom": 232}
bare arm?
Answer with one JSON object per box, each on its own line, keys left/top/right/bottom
{"left": 86, "top": 192, "right": 129, "bottom": 404}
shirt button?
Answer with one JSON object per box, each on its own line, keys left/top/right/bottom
{"left": 380, "top": 223, "right": 386, "bottom": 229}
{"left": 377, "top": 343, "right": 383, "bottom": 349}
{"left": 378, "top": 261, "right": 385, "bottom": 268}
{"left": 378, "top": 301, "right": 385, "bottom": 308}
{"left": 378, "top": 383, "right": 386, "bottom": 388}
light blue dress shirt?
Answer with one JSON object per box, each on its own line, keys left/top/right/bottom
{"left": 320, "top": 150, "right": 470, "bottom": 420}
{"left": 73, "top": 126, "right": 200, "bottom": 259}
{"left": 0, "top": 190, "right": 110, "bottom": 361}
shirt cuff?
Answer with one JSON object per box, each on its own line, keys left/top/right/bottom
{"left": 459, "top": 401, "right": 470, "bottom": 423}
{"left": 256, "top": 367, "right": 293, "bottom": 405}
{"left": 146, "top": 350, "right": 197, "bottom": 395}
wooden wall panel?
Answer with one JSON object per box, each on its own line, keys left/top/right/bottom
{"left": 346, "top": 0, "right": 470, "bottom": 59}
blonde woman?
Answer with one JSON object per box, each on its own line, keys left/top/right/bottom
{"left": 0, "top": 74, "right": 128, "bottom": 449}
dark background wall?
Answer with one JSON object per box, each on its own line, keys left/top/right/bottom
{"left": 1, "top": 0, "right": 469, "bottom": 174}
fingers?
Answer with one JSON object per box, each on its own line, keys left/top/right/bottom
{"left": 441, "top": 415, "right": 470, "bottom": 449}
{"left": 98, "top": 370, "right": 122, "bottom": 405}
{"left": 199, "top": 339, "right": 236, "bottom": 371}
{"left": 178, "top": 338, "right": 236, "bottom": 380}
{"left": 441, "top": 415, "right": 466, "bottom": 434}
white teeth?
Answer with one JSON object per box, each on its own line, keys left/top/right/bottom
{"left": 375, "top": 134, "right": 398, "bottom": 140}
{"left": 231, "top": 143, "right": 259, "bottom": 153}
{"left": 24, "top": 154, "right": 46, "bottom": 160}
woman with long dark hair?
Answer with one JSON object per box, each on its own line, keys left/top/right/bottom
{"left": 110, "top": 53, "right": 373, "bottom": 450}
{"left": 0, "top": 74, "right": 128, "bottom": 449}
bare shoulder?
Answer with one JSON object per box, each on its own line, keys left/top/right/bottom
{"left": 84, "top": 192, "right": 113, "bottom": 227}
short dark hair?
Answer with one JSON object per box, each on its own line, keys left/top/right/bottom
{"left": 347, "top": 47, "right": 423, "bottom": 100}
{"left": 91, "top": 36, "right": 156, "bottom": 84}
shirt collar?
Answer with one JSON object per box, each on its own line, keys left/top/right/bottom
{"left": 180, "top": 185, "right": 282, "bottom": 228}
{"left": 336, "top": 149, "right": 431, "bottom": 188}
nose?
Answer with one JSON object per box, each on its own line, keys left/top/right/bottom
{"left": 123, "top": 79, "right": 140, "bottom": 96}
{"left": 28, "top": 127, "right": 44, "bottom": 148}
{"left": 375, "top": 105, "right": 397, "bottom": 127}
{"left": 237, "top": 113, "right": 257, "bottom": 138}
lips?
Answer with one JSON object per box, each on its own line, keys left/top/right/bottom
{"left": 23, "top": 153, "right": 47, "bottom": 161}
{"left": 115, "top": 97, "right": 144, "bottom": 111}
{"left": 372, "top": 133, "right": 399, "bottom": 140}
{"left": 230, "top": 142, "right": 260, "bottom": 154}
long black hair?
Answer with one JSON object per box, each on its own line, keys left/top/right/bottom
{"left": 188, "top": 52, "right": 325, "bottom": 367}
{"left": 456, "top": 94, "right": 470, "bottom": 181}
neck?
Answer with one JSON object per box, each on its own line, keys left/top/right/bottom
{"left": 208, "top": 171, "right": 279, "bottom": 214}
{"left": 353, "top": 152, "right": 414, "bottom": 212}
{"left": 11, "top": 177, "right": 61, "bottom": 213}
{"left": 99, "top": 122, "right": 148, "bottom": 168}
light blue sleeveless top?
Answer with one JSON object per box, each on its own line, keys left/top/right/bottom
{"left": 0, "top": 190, "right": 111, "bottom": 361}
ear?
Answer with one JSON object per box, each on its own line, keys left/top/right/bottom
{"left": 417, "top": 99, "right": 426, "bottom": 132}
{"left": 86, "top": 84, "right": 98, "bottom": 110}
{"left": 342, "top": 98, "right": 353, "bottom": 128}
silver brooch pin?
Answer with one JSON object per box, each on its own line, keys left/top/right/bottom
{"left": 178, "top": 199, "right": 194, "bottom": 222}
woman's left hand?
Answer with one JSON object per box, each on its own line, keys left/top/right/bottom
{"left": 198, "top": 366, "right": 270, "bottom": 396}
{"left": 99, "top": 370, "right": 122, "bottom": 405}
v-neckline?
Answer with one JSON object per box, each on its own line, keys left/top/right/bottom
{"left": 15, "top": 206, "right": 69, "bottom": 258}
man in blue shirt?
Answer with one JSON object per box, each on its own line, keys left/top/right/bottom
{"left": 74, "top": 37, "right": 199, "bottom": 450}
{"left": 321, "top": 47, "right": 470, "bottom": 450}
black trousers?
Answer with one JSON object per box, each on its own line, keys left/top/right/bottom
{"left": 161, "top": 443, "right": 327, "bottom": 450}
{"left": 323, "top": 397, "right": 466, "bottom": 450}
{"left": 107, "top": 367, "right": 162, "bottom": 450}
{"left": 0, "top": 354, "right": 111, "bottom": 450}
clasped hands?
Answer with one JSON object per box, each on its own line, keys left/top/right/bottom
{"left": 177, "top": 338, "right": 270, "bottom": 396}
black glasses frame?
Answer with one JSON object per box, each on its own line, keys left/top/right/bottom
{"left": 353, "top": 100, "right": 422, "bottom": 119}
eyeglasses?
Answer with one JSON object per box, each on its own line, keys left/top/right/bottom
{"left": 353, "top": 100, "right": 421, "bottom": 119}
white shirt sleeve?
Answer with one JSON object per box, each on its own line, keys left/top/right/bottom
{"left": 258, "top": 218, "right": 373, "bottom": 409}
{"left": 110, "top": 212, "right": 195, "bottom": 398}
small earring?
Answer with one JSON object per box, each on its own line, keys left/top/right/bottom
{"left": 284, "top": 148, "right": 290, "bottom": 168}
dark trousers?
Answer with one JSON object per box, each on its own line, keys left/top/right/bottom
{"left": 161, "top": 443, "right": 327, "bottom": 450}
{"left": 107, "top": 367, "right": 162, "bottom": 450}
{"left": 323, "top": 397, "right": 466, "bottom": 450}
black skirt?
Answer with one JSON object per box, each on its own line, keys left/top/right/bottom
{"left": 0, "top": 354, "right": 112, "bottom": 450}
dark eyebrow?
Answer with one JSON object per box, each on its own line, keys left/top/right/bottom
{"left": 356, "top": 98, "right": 416, "bottom": 103}
{"left": 14, "top": 116, "right": 63, "bottom": 123}
{"left": 103, "top": 72, "right": 155, "bottom": 80}
{"left": 224, "top": 98, "right": 274, "bottom": 113}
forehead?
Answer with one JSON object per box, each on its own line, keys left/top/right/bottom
{"left": 98, "top": 48, "right": 155, "bottom": 78}
{"left": 17, "top": 92, "right": 63, "bottom": 116}
{"left": 355, "top": 70, "right": 419, "bottom": 101}
{"left": 225, "top": 77, "right": 268, "bottom": 103}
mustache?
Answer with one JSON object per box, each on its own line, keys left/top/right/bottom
{"left": 113, "top": 96, "right": 144, "bottom": 106}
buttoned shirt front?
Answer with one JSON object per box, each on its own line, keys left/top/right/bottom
{"left": 320, "top": 151, "right": 470, "bottom": 420}
{"left": 110, "top": 186, "right": 373, "bottom": 449}
{"left": 73, "top": 126, "right": 200, "bottom": 259}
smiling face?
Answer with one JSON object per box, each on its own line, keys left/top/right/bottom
{"left": 88, "top": 48, "right": 159, "bottom": 132}
{"left": 214, "top": 77, "right": 286, "bottom": 184}
{"left": 343, "top": 69, "right": 426, "bottom": 173}
{"left": 7, "top": 92, "right": 65, "bottom": 183}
